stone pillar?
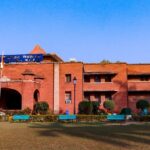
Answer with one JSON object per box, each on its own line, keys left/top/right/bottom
{"left": 100, "top": 94, "right": 105, "bottom": 109}
{"left": 53, "top": 63, "right": 59, "bottom": 114}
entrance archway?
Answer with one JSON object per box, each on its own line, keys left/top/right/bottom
{"left": 0, "top": 88, "right": 22, "bottom": 110}
{"left": 34, "top": 89, "right": 39, "bottom": 103}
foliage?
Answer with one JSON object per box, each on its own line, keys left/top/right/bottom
{"left": 92, "top": 101, "right": 100, "bottom": 114}
{"left": 97, "top": 108, "right": 108, "bottom": 115}
{"left": 132, "top": 115, "right": 150, "bottom": 121}
{"left": 30, "top": 115, "right": 58, "bottom": 122}
{"left": 99, "top": 59, "right": 112, "bottom": 64}
{"left": 78, "top": 101, "right": 93, "bottom": 114}
{"left": 136, "top": 99, "right": 150, "bottom": 110}
{"left": 115, "top": 61, "right": 126, "bottom": 63}
{"left": 78, "top": 101, "right": 100, "bottom": 115}
{"left": 0, "top": 116, "right": 8, "bottom": 122}
{"left": 103, "top": 100, "right": 115, "bottom": 112}
{"left": 76, "top": 115, "right": 107, "bottom": 122}
{"left": 120, "top": 107, "right": 132, "bottom": 115}
{"left": 22, "top": 107, "right": 32, "bottom": 115}
{"left": 33, "top": 101, "right": 49, "bottom": 114}
{"left": 4, "top": 110, "right": 24, "bottom": 115}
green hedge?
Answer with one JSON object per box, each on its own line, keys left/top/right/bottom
{"left": 30, "top": 115, "right": 107, "bottom": 122}
{"left": 4, "top": 114, "right": 150, "bottom": 122}
{"left": 7, "top": 114, "right": 107, "bottom": 122}
{"left": 76, "top": 115, "right": 107, "bottom": 122}
{"left": 0, "top": 115, "right": 9, "bottom": 122}
{"left": 30, "top": 115, "right": 58, "bottom": 122}
{"left": 132, "top": 115, "right": 150, "bottom": 121}
{"left": 33, "top": 101, "right": 49, "bottom": 114}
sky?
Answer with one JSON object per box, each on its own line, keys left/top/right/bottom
{"left": 0, "top": 0, "right": 150, "bottom": 63}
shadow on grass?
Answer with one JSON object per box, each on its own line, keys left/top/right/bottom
{"left": 29, "top": 122, "right": 150, "bottom": 148}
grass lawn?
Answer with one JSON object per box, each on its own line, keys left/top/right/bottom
{"left": 0, "top": 122, "right": 150, "bottom": 150}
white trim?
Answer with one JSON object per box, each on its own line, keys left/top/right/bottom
{"left": 54, "top": 63, "right": 60, "bottom": 114}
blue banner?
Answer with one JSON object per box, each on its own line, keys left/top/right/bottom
{"left": 0, "top": 54, "right": 43, "bottom": 63}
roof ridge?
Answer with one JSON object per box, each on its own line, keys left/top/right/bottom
{"left": 30, "top": 44, "right": 46, "bottom": 54}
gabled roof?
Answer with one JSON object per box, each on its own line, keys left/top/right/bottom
{"left": 49, "top": 53, "right": 63, "bottom": 62}
{"left": 30, "top": 44, "right": 46, "bottom": 54}
{"left": 29, "top": 45, "right": 63, "bottom": 62}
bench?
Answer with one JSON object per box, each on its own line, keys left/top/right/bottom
{"left": 12, "top": 115, "right": 30, "bottom": 122}
{"left": 58, "top": 115, "right": 76, "bottom": 122}
{"left": 107, "top": 114, "right": 125, "bottom": 121}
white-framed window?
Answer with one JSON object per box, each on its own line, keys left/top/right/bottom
{"left": 65, "top": 91, "right": 72, "bottom": 104}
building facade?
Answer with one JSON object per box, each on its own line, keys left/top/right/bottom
{"left": 0, "top": 45, "right": 150, "bottom": 114}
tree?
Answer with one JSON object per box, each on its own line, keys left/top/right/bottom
{"left": 120, "top": 108, "right": 132, "bottom": 115}
{"left": 33, "top": 101, "right": 49, "bottom": 114}
{"left": 92, "top": 101, "right": 100, "bottom": 114}
{"left": 78, "top": 101, "right": 100, "bottom": 114}
{"left": 103, "top": 100, "right": 115, "bottom": 112}
{"left": 99, "top": 59, "right": 112, "bottom": 64}
{"left": 115, "top": 61, "right": 126, "bottom": 63}
{"left": 136, "top": 99, "right": 149, "bottom": 111}
{"left": 78, "top": 101, "right": 93, "bottom": 114}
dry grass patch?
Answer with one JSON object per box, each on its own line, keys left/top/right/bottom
{"left": 0, "top": 122, "right": 150, "bottom": 150}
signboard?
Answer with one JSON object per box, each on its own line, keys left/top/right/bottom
{"left": 0, "top": 54, "right": 43, "bottom": 63}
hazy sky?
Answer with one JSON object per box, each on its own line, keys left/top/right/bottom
{"left": 0, "top": 0, "right": 150, "bottom": 63}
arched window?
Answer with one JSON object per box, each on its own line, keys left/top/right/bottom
{"left": 34, "top": 89, "right": 40, "bottom": 103}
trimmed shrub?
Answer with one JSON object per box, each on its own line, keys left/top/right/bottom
{"left": 92, "top": 101, "right": 100, "bottom": 114}
{"left": 120, "top": 108, "right": 132, "bottom": 115}
{"left": 139, "top": 115, "right": 150, "bottom": 121}
{"left": 30, "top": 115, "right": 58, "bottom": 122}
{"left": 136, "top": 99, "right": 149, "bottom": 110}
{"left": 22, "top": 107, "right": 32, "bottom": 115}
{"left": 103, "top": 100, "right": 115, "bottom": 112}
{"left": 76, "top": 115, "right": 107, "bottom": 122}
{"left": 97, "top": 108, "right": 108, "bottom": 115}
{"left": 132, "top": 115, "right": 150, "bottom": 122}
{"left": 78, "top": 101, "right": 100, "bottom": 114}
{"left": 4, "top": 110, "right": 24, "bottom": 115}
{"left": 33, "top": 101, "right": 49, "bottom": 114}
{"left": 78, "top": 101, "right": 93, "bottom": 114}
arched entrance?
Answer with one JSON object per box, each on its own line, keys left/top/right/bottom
{"left": 0, "top": 88, "right": 22, "bottom": 110}
{"left": 34, "top": 89, "right": 39, "bottom": 103}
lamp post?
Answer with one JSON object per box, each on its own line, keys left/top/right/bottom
{"left": 73, "top": 77, "right": 77, "bottom": 114}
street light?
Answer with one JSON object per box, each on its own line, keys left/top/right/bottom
{"left": 73, "top": 77, "right": 77, "bottom": 114}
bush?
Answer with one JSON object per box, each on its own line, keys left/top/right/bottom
{"left": 78, "top": 101, "right": 93, "bottom": 114}
{"left": 78, "top": 101, "right": 100, "bottom": 115}
{"left": 92, "top": 101, "right": 100, "bottom": 114}
{"left": 30, "top": 115, "right": 58, "bottom": 122}
{"left": 139, "top": 115, "right": 150, "bottom": 121}
{"left": 76, "top": 115, "right": 107, "bottom": 122}
{"left": 136, "top": 99, "right": 150, "bottom": 110}
{"left": 97, "top": 108, "right": 108, "bottom": 115}
{"left": 120, "top": 108, "right": 132, "bottom": 115}
{"left": 22, "top": 107, "right": 32, "bottom": 115}
{"left": 103, "top": 100, "right": 115, "bottom": 112}
{"left": 132, "top": 115, "right": 150, "bottom": 122}
{"left": 4, "top": 110, "right": 24, "bottom": 115}
{"left": 33, "top": 101, "right": 49, "bottom": 114}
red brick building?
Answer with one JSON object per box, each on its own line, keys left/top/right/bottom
{"left": 0, "top": 45, "right": 150, "bottom": 114}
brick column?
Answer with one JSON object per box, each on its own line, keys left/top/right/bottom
{"left": 22, "top": 81, "right": 35, "bottom": 109}
{"left": 21, "top": 69, "right": 35, "bottom": 110}
{"left": 100, "top": 94, "right": 105, "bottom": 109}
